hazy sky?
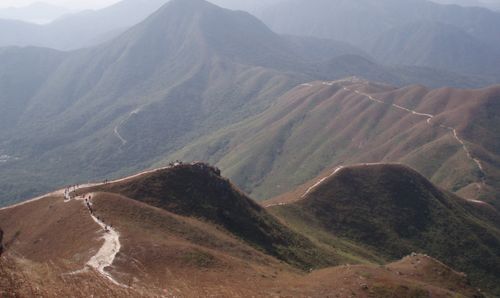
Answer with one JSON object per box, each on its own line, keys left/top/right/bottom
{"left": 0, "top": 0, "right": 121, "bottom": 9}
{"left": 1, "top": 0, "right": 499, "bottom": 10}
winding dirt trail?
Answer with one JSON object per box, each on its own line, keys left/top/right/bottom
{"left": 114, "top": 126, "right": 127, "bottom": 146}
{"left": 0, "top": 163, "right": 185, "bottom": 285}
{"left": 83, "top": 197, "right": 123, "bottom": 286}
{"left": 274, "top": 80, "right": 490, "bottom": 208}
{"left": 64, "top": 189, "right": 125, "bottom": 287}
{"left": 64, "top": 188, "right": 122, "bottom": 283}
{"left": 114, "top": 107, "right": 144, "bottom": 147}
{"left": 341, "top": 85, "right": 487, "bottom": 189}
{"left": 301, "top": 166, "right": 344, "bottom": 198}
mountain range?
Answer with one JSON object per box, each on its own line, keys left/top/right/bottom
{"left": 0, "top": 0, "right": 499, "bottom": 296}
{"left": 0, "top": 162, "right": 499, "bottom": 295}
{"left": 258, "top": 0, "right": 500, "bottom": 80}
{"left": 168, "top": 78, "right": 500, "bottom": 209}
{"left": 0, "top": 0, "right": 168, "bottom": 50}
{"left": 2, "top": 0, "right": 496, "bottom": 206}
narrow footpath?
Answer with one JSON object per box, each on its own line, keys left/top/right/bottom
{"left": 64, "top": 189, "right": 125, "bottom": 287}
{"left": 341, "top": 85, "right": 487, "bottom": 190}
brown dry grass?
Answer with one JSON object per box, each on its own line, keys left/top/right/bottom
{"left": 0, "top": 177, "right": 487, "bottom": 297}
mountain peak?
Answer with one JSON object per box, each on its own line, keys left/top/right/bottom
{"left": 304, "top": 163, "right": 444, "bottom": 209}
{"left": 268, "top": 163, "right": 500, "bottom": 293}
{"left": 164, "top": 0, "right": 215, "bottom": 12}
{"left": 118, "top": 0, "right": 294, "bottom": 68}
{"left": 80, "top": 163, "right": 331, "bottom": 269}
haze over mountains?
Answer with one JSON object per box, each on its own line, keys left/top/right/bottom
{"left": 0, "top": 0, "right": 283, "bottom": 50}
{"left": 2, "top": 0, "right": 496, "bottom": 205}
{"left": 431, "top": 0, "right": 500, "bottom": 10}
{"left": 0, "top": 0, "right": 168, "bottom": 50}
{"left": 0, "top": 0, "right": 499, "bottom": 296}
{"left": 0, "top": 2, "right": 71, "bottom": 24}
{"left": 2, "top": 0, "right": 500, "bottom": 82}
{"left": 258, "top": 0, "right": 500, "bottom": 81}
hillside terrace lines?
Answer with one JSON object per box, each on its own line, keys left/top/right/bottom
{"left": 341, "top": 84, "right": 487, "bottom": 189}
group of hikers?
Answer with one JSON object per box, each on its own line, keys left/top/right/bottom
{"left": 64, "top": 184, "right": 81, "bottom": 201}
{"left": 64, "top": 186, "right": 112, "bottom": 233}
{"left": 168, "top": 160, "right": 183, "bottom": 167}
{"left": 84, "top": 195, "right": 112, "bottom": 233}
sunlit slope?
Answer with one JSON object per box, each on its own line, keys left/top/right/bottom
{"left": 170, "top": 78, "right": 500, "bottom": 206}
{"left": 0, "top": 163, "right": 489, "bottom": 296}
{"left": 1, "top": 0, "right": 497, "bottom": 205}
{"left": 0, "top": 0, "right": 308, "bottom": 204}
{"left": 268, "top": 164, "right": 500, "bottom": 295}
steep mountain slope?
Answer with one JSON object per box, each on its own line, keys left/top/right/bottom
{"left": 168, "top": 78, "right": 500, "bottom": 206}
{"left": 0, "top": 164, "right": 487, "bottom": 296}
{"left": 1, "top": 0, "right": 487, "bottom": 206}
{"left": 82, "top": 163, "right": 339, "bottom": 268}
{"left": 258, "top": 0, "right": 500, "bottom": 79}
{"left": 267, "top": 164, "right": 500, "bottom": 295}
{"left": 371, "top": 21, "right": 500, "bottom": 77}
{"left": 0, "top": 0, "right": 168, "bottom": 50}
{"left": 0, "top": 0, "right": 307, "bottom": 205}
{"left": 0, "top": 46, "right": 66, "bottom": 134}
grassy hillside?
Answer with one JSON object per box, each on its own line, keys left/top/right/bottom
{"left": 83, "top": 163, "right": 344, "bottom": 269}
{"left": 168, "top": 79, "right": 500, "bottom": 208}
{"left": 0, "top": 0, "right": 306, "bottom": 205}
{"left": 1, "top": 0, "right": 489, "bottom": 207}
{"left": 269, "top": 164, "right": 500, "bottom": 295}
{"left": 0, "top": 164, "right": 488, "bottom": 296}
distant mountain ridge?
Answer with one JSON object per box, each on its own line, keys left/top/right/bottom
{"left": 168, "top": 78, "right": 500, "bottom": 207}
{"left": 0, "top": 0, "right": 168, "bottom": 50}
{"left": 1, "top": 0, "right": 493, "bottom": 205}
{"left": 258, "top": 0, "right": 500, "bottom": 80}
{"left": 371, "top": 21, "right": 500, "bottom": 77}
